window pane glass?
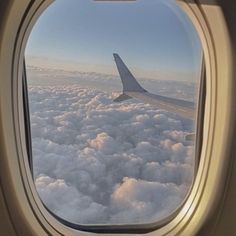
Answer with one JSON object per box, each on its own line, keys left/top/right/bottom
{"left": 25, "top": 0, "right": 202, "bottom": 225}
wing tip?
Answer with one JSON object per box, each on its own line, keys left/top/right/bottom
{"left": 113, "top": 53, "right": 119, "bottom": 59}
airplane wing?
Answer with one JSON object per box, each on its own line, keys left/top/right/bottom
{"left": 113, "top": 53, "right": 195, "bottom": 120}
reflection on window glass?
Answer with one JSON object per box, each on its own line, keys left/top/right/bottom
{"left": 25, "top": 0, "right": 202, "bottom": 225}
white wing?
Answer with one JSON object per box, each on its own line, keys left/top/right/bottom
{"left": 113, "top": 53, "right": 195, "bottom": 120}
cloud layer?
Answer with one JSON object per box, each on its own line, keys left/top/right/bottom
{"left": 29, "top": 74, "right": 196, "bottom": 225}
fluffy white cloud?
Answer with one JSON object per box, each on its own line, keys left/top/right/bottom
{"left": 36, "top": 175, "right": 108, "bottom": 224}
{"left": 28, "top": 72, "right": 197, "bottom": 225}
{"left": 110, "top": 177, "right": 188, "bottom": 223}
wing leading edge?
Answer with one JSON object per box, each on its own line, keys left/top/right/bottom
{"left": 113, "top": 53, "right": 195, "bottom": 120}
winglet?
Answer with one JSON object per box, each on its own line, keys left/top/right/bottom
{"left": 113, "top": 53, "right": 146, "bottom": 93}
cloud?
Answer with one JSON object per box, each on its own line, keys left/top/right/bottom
{"left": 26, "top": 65, "right": 197, "bottom": 102}
{"left": 36, "top": 175, "right": 108, "bottom": 224}
{"left": 110, "top": 177, "right": 188, "bottom": 223}
{"left": 29, "top": 78, "right": 196, "bottom": 224}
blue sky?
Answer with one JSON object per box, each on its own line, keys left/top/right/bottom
{"left": 26, "top": 0, "right": 202, "bottom": 81}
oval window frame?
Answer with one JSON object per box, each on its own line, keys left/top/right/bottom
{"left": 0, "top": 0, "right": 232, "bottom": 235}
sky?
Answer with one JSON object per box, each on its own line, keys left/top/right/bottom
{"left": 25, "top": 0, "right": 202, "bottom": 81}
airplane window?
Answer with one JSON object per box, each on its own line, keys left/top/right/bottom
{"left": 24, "top": 0, "right": 203, "bottom": 229}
